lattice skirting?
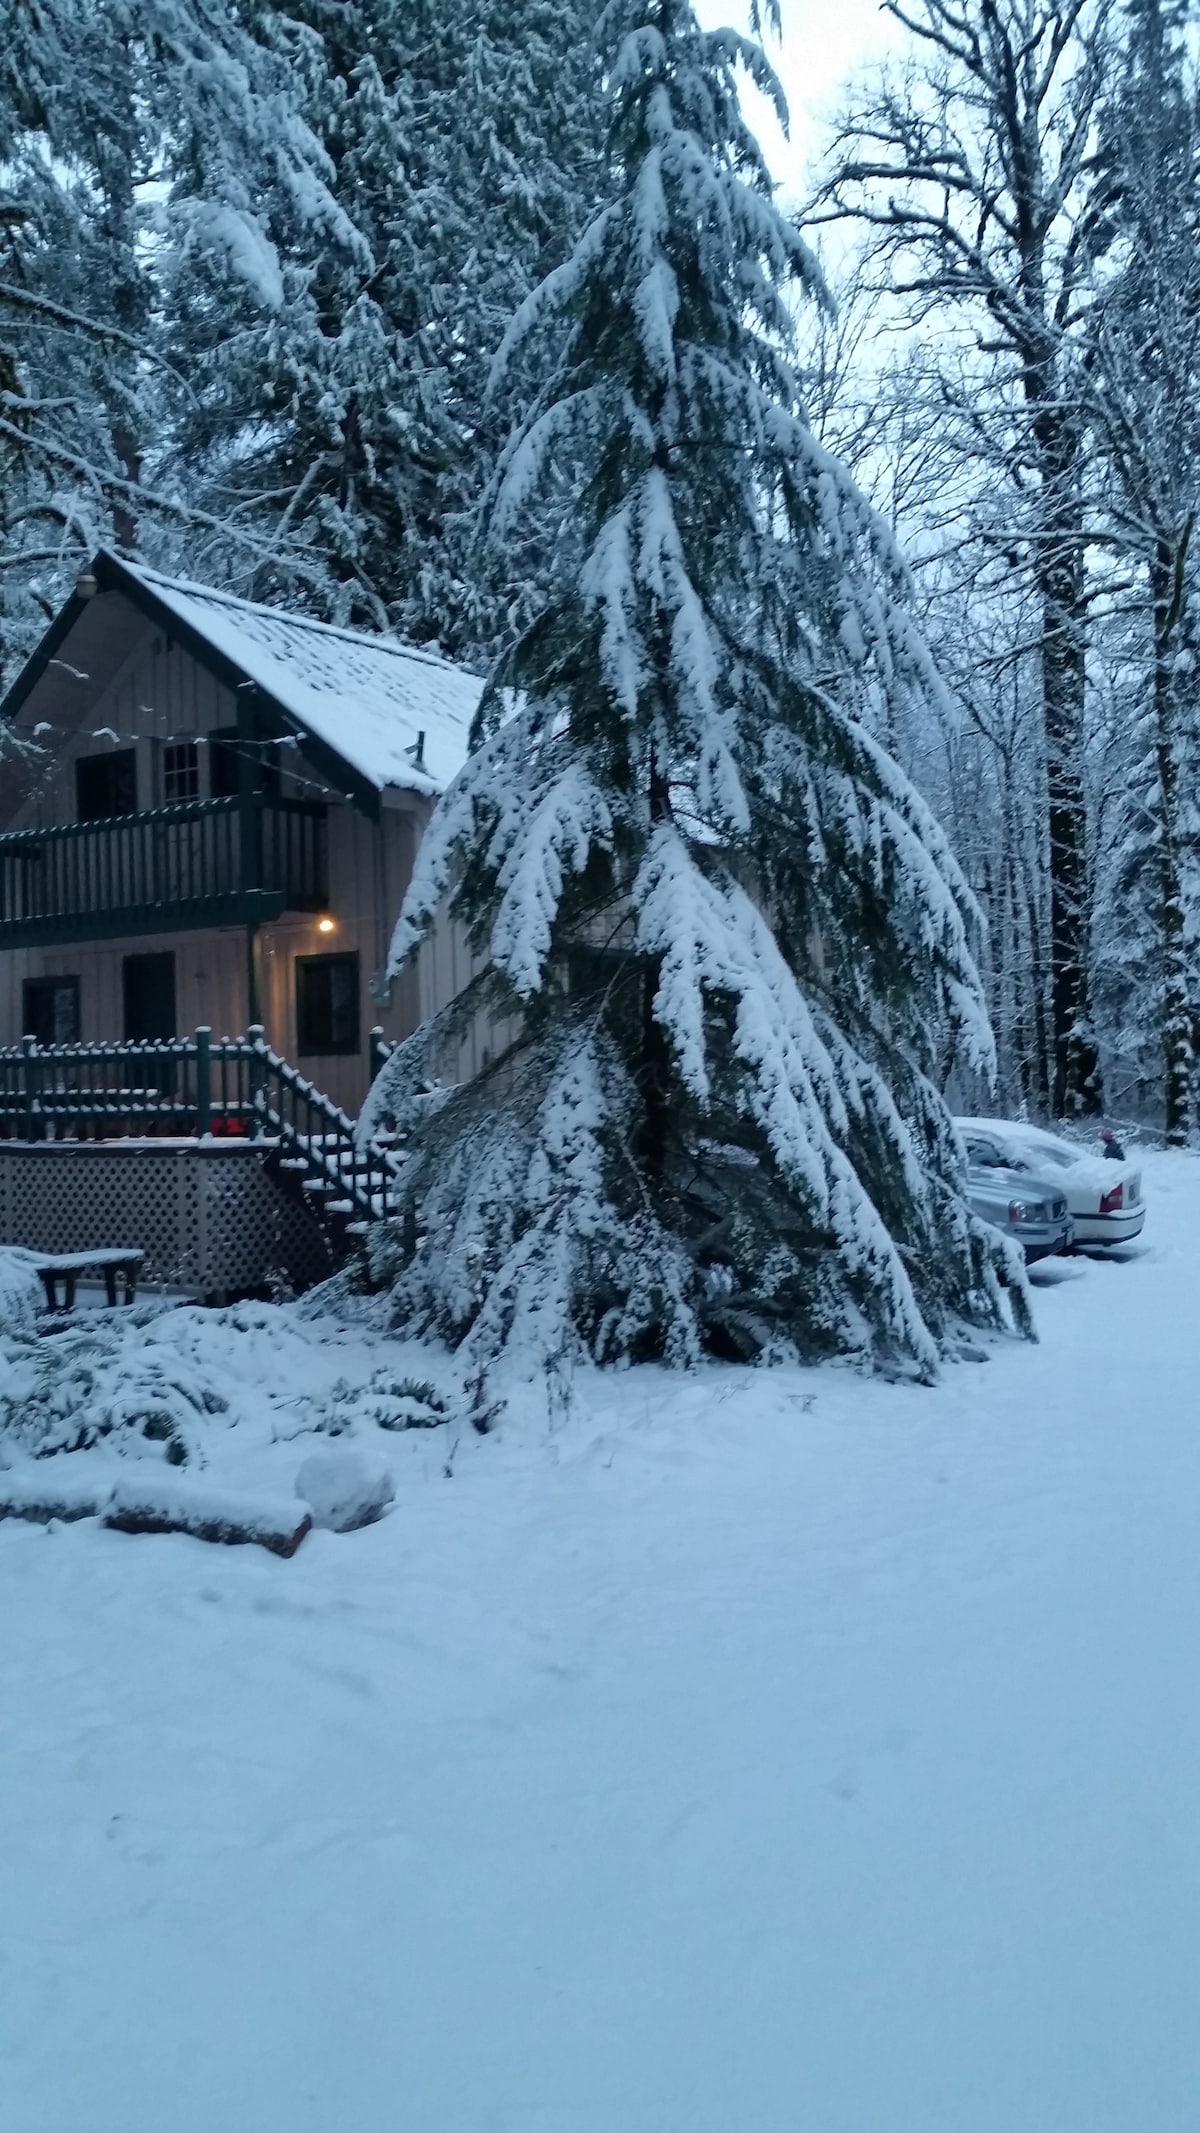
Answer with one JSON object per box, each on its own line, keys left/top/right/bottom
{"left": 0, "top": 1141, "right": 331, "bottom": 1296}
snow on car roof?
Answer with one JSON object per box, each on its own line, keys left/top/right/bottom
{"left": 956, "top": 1118, "right": 1136, "bottom": 1185}
{"left": 958, "top": 1118, "right": 1074, "bottom": 1152}
{"left": 122, "top": 558, "right": 485, "bottom": 797}
{"left": 958, "top": 1118, "right": 1075, "bottom": 1145}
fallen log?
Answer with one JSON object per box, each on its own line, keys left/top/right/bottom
{"left": 104, "top": 1474, "right": 312, "bottom": 1557}
{"left": 0, "top": 1471, "right": 110, "bottom": 1526}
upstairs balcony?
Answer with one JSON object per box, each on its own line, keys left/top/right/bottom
{"left": 0, "top": 795, "right": 328, "bottom": 947}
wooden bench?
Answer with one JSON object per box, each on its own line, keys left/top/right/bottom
{"left": 32, "top": 1249, "right": 146, "bottom": 1312}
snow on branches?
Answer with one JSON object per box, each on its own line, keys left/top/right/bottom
{"left": 370, "top": 0, "right": 1027, "bottom": 1380}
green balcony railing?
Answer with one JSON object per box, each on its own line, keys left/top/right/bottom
{"left": 0, "top": 795, "right": 328, "bottom": 946}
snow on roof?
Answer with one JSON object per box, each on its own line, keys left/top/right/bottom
{"left": 121, "top": 558, "right": 484, "bottom": 796}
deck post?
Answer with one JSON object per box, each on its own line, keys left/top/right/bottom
{"left": 194, "top": 1026, "right": 212, "bottom": 1137}
{"left": 21, "top": 1034, "right": 41, "bottom": 1141}
{"left": 247, "top": 1022, "right": 267, "bottom": 1140}
{"left": 236, "top": 683, "right": 262, "bottom": 895}
{"left": 237, "top": 682, "right": 264, "bottom": 1035}
{"left": 245, "top": 923, "right": 263, "bottom": 1029}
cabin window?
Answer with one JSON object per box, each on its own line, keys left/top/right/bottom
{"left": 76, "top": 748, "right": 137, "bottom": 822}
{"left": 23, "top": 976, "right": 80, "bottom": 1046}
{"left": 209, "top": 726, "right": 282, "bottom": 800}
{"left": 162, "top": 741, "right": 200, "bottom": 804}
{"left": 296, "top": 953, "right": 360, "bottom": 1056}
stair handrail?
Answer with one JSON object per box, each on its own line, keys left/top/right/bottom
{"left": 245, "top": 1025, "right": 403, "bottom": 1225}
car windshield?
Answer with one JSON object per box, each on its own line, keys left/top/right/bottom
{"left": 968, "top": 1141, "right": 1022, "bottom": 1169}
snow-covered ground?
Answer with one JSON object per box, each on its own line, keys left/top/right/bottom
{"left": 3, "top": 1152, "right": 1200, "bottom": 2131}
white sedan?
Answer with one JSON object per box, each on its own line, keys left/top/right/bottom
{"left": 956, "top": 1119, "right": 1146, "bottom": 1247}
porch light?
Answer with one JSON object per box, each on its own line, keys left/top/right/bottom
{"left": 317, "top": 914, "right": 336, "bottom": 934}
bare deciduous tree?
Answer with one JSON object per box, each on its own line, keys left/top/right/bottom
{"left": 814, "top": 0, "right": 1115, "bottom": 1116}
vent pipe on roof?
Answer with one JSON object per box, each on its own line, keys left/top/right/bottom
{"left": 75, "top": 570, "right": 98, "bottom": 600}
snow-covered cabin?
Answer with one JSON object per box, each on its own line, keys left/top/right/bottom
{"left": 0, "top": 551, "right": 486, "bottom": 1112}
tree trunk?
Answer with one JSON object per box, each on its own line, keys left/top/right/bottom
{"left": 1028, "top": 388, "right": 1101, "bottom": 1117}
{"left": 101, "top": 36, "right": 145, "bottom": 555}
{"left": 636, "top": 745, "right": 674, "bottom": 1181}
{"left": 1150, "top": 539, "right": 1193, "bottom": 1142}
{"left": 1024, "top": 857, "right": 1052, "bottom": 1118}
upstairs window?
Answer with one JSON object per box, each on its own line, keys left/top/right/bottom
{"left": 296, "top": 953, "right": 359, "bottom": 1056}
{"left": 162, "top": 741, "right": 200, "bottom": 804}
{"left": 76, "top": 748, "right": 137, "bottom": 822}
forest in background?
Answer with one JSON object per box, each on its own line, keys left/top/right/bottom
{"left": 1, "top": 0, "right": 1197, "bottom": 1138}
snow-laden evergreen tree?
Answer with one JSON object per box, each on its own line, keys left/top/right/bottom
{"left": 366, "top": 0, "right": 1027, "bottom": 1379}
{"left": 0, "top": 0, "right": 145, "bottom": 663}
{"left": 156, "top": 0, "right": 442, "bottom": 627}
{"left": 161, "top": 0, "right": 605, "bottom": 654}
{"left": 0, "top": 0, "right": 360, "bottom": 664}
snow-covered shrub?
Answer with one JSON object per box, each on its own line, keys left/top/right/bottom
{"left": 307, "top": 1371, "right": 450, "bottom": 1436}
{"left": 0, "top": 1318, "right": 228, "bottom": 1467}
{"left": 365, "top": 0, "right": 1030, "bottom": 1383}
{"left": 0, "top": 1250, "right": 43, "bottom": 1336}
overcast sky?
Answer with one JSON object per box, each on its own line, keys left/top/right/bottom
{"left": 694, "top": 0, "right": 905, "bottom": 197}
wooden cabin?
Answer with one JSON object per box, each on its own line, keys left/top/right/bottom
{"left": 0, "top": 549, "right": 488, "bottom": 1114}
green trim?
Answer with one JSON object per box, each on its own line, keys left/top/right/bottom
{"left": 0, "top": 792, "right": 327, "bottom": 845}
{"left": 0, "top": 890, "right": 289, "bottom": 950}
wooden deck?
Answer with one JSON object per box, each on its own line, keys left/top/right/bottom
{"left": 0, "top": 1029, "right": 406, "bottom": 1295}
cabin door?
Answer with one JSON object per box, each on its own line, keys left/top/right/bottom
{"left": 123, "top": 951, "right": 177, "bottom": 1041}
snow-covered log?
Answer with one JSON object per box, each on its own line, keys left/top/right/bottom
{"left": 0, "top": 1470, "right": 111, "bottom": 1527}
{"left": 104, "top": 1475, "right": 312, "bottom": 1557}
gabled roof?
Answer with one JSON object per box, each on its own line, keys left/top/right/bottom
{"left": 1, "top": 550, "right": 485, "bottom": 814}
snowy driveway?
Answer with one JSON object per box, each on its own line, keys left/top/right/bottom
{"left": 2, "top": 1153, "right": 1199, "bottom": 2132}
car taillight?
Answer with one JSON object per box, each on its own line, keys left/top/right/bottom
{"left": 1100, "top": 1182, "right": 1123, "bottom": 1215}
